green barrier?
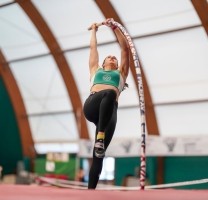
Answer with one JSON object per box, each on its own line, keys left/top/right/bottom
{"left": 0, "top": 77, "right": 23, "bottom": 176}
{"left": 35, "top": 158, "right": 76, "bottom": 180}
{"left": 115, "top": 157, "right": 157, "bottom": 186}
{"left": 164, "top": 156, "right": 208, "bottom": 189}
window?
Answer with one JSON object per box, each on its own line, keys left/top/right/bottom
{"left": 100, "top": 157, "right": 115, "bottom": 180}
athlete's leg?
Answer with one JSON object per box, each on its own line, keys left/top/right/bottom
{"left": 104, "top": 101, "right": 118, "bottom": 150}
{"left": 97, "top": 89, "right": 117, "bottom": 132}
{"left": 94, "top": 89, "right": 116, "bottom": 157}
{"left": 88, "top": 102, "right": 117, "bottom": 189}
{"left": 83, "top": 89, "right": 117, "bottom": 157}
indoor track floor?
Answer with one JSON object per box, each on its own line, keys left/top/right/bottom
{"left": 1, "top": 184, "right": 208, "bottom": 200}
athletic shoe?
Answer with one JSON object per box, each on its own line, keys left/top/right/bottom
{"left": 94, "top": 139, "right": 105, "bottom": 158}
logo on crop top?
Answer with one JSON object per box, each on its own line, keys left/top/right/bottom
{"left": 103, "top": 74, "right": 111, "bottom": 81}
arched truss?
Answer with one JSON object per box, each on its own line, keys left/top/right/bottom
{"left": 94, "top": 0, "right": 162, "bottom": 183}
{"left": 191, "top": 0, "right": 208, "bottom": 35}
{"left": 15, "top": 0, "right": 89, "bottom": 139}
{"left": 0, "top": 50, "right": 35, "bottom": 158}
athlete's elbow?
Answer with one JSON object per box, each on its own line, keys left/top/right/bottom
{"left": 90, "top": 45, "right": 97, "bottom": 50}
{"left": 121, "top": 45, "right": 129, "bottom": 52}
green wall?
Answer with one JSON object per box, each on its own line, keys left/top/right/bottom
{"left": 164, "top": 156, "right": 208, "bottom": 189}
{"left": 0, "top": 76, "right": 23, "bottom": 176}
{"left": 115, "top": 156, "right": 208, "bottom": 189}
{"left": 115, "top": 157, "right": 157, "bottom": 186}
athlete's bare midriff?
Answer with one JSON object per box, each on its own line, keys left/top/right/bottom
{"left": 91, "top": 84, "right": 120, "bottom": 101}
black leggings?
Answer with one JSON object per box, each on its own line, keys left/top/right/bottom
{"left": 83, "top": 89, "right": 118, "bottom": 189}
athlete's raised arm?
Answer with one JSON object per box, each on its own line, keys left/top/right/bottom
{"left": 89, "top": 23, "right": 99, "bottom": 79}
{"left": 105, "top": 18, "right": 130, "bottom": 79}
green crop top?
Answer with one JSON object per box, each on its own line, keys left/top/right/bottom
{"left": 90, "top": 68, "right": 125, "bottom": 93}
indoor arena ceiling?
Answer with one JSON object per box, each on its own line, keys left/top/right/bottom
{"left": 0, "top": 0, "right": 208, "bottom": 154}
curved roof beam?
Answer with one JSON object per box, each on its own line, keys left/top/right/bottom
{"left": 15, "top": 0, "right": 89, "bottom": 139}
{"left": 95, "top": 0, "right": 162, "bottom": 184}
{"left": 0, "top": 50, "right": 35, "bottom": 158}
{"left": 191, "top": 0, "right": 208, "bottom": 35}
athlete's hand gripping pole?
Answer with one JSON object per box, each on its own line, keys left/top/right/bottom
{"left": 87, "top": 22, "right": 105, "bottom": 31}
{"left": 88, "top": 19, "right": 115, "bottom": 31}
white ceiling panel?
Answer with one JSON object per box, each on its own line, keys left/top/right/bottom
{"left": 134, "top": 27, "right": 208, "bottom": 103}
{"left": 0, "top": 3, "right": 49, "bottom": 60}
{"left": 10, "top": 55, "right": 72, "bottom": 114}
{"left": 114, "top": 107, "right": 144, "bottom": 139}
{"left": 110, "top": 0, "right": 201, "bottom": 37}
{"left": 32, "top": 0, "right": 115, "bottom": 50}
{"left": 29, "top": 113, "right": 78, "bottom": 143}
{"left": 155, "top": 102, "right": 208, "bottom": 136}
{"left": 0, "top": 0, "right": 13, "bottom": 6}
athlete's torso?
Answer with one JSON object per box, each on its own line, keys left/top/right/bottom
{"left": 90, "top": 68, "right": 125, "bottom": 93}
